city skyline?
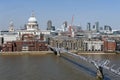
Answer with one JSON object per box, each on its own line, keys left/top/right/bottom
{"left": 0, "top": 0, "right": 120, "bottom": 30}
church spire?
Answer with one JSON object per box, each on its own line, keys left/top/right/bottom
{"left": 9, "top": 20, "right": 15, "bottom": 32}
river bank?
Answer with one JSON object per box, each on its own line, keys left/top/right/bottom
{"left": 0, "top": 51, "right": 54, "bottom": 56}
{"left": 70, "top": 50, "right": 117, "bottom": 55}
{"left": 0, "top": 51, "right": 118, "bottom": 56}
{"left": 78, "top": 52, "right": 116, "bottom": 55}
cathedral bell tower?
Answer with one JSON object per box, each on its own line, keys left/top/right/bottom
{"left": 9, "top": 21, "right": 15, "bottom": 32}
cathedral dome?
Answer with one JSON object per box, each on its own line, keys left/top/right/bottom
{"left": 26, "top": 12, "right": 39, "bottom": 31}
{"left": 28, "top": 15, "right": 37, "bottom": 23}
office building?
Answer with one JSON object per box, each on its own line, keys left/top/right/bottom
{"left": 47, "top": 20, "right": 52, "bottom": 30}
{"left": 87, "top": 22, "right": 91, "bottom": 31}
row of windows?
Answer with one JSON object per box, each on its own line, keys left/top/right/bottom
{"left": 53, "top": 42, "right": 82, "bottom": 50}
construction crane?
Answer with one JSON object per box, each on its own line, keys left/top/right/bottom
{"left": 69, "top": 15, "right": 74, "bottom": 33}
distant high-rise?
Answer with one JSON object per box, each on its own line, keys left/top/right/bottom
{"left": 92, "top": 25, "right": 96, "bottom": 31}
{"left": 63, "top": 21, "right": 68, "bottom": 31}
{"left": 91, "top": 22, "right": 99, "bottom": 32}
{"left": 47, "top": 20, "right": 52, "bottom": 30}
{"left": 104, "top": 25, "right": 112, "bottom": 31}
{"left": 51, "top": 26, "right": 55, "bottom": 31}
{"left": 99, "top": 27, "right": 103, "bottom": 32}
{"left": 64, "top": 21, "right": 67, "bottom": 28}
{"left": 95, "top": 22, "right": 99, "bottom": 32}
{"left": 104, "top": 25, "right": 112, "bottom": 34}
{"left": 87, "top": 22, "right": 91, "bottom": 31}
{"left": 100, "top": 27, "right": 103, "bottom": 30}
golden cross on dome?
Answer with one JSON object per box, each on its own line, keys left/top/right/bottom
{"left": 31, "top": 10, "right": 35, "bottom": 17}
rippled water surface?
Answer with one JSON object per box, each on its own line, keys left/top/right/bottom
{"left": 0, "top": 54, "right": 94, "bottom": 80}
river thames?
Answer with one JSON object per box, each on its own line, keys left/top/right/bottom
{"left": 0, "top": 53, "right": 119, "bottom": 80}
{"left": 0, "top": 54, "right": 95, "bottom": 80}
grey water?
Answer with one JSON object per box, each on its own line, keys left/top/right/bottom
{"left": 0, "top": 54, "right": 95, "bottom": 80}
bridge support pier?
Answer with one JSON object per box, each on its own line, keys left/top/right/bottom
{"left": 96, "top": 66, "right": 104, "bottom": 80}
{"left": 56, "top": 49, "right": 60, "bottom": 57}
{"left": 52, "top": 48, "right": 61, "bottom": 56}
{"left": 48, "top": 46, "right": 61, "bottom": 56}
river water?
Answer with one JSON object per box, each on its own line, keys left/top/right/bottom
{"left": 0, "top": 54, "right": 95, "bottom": 80}
{"left": 0, "top": 53, "right": 119, "bottom": 80}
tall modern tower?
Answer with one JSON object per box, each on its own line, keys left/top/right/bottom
{"left": 47, "top": 20, "right": 52, "bottom": 30}
{"left": 64, "top": 21, "right": 67, "bottom": 28}
{"left": 95, "top": 22, "right": 99, "bottom": 32}
{"left": 63, "top": 21, "right": 67, "bottom": 31}
{"left": 87, "top": 22, "right": 91, "bottom": 31}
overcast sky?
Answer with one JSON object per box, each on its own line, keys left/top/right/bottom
{"left": 0, "top": 0, "right": 120, "bottom": 30}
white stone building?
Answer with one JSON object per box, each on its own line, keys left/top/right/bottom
{"left": 0, "top": 31, "right": 19, "bottom": 44}
{"left": 17, "top": 13, "right": 51, "bottom": 41}
{"left": 83, "top": 40, "right": 104, "bottom": 51}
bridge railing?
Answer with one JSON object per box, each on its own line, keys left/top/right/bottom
{"left": 48, "top": 46, "right": 120, "bottom": 76}
{"left": 60, "top": 47, "right": 120, "bottom": 76}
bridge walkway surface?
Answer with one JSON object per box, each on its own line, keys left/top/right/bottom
{"left": 48, "top": 46, "right": 120, "bottom": 80}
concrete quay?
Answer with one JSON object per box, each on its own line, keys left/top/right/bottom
{"left": 0, "top": 51, "right": 54, "bottom": 56}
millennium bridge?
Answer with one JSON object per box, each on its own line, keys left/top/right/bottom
{"left": 48, "top": 45, "right": 120, "bottom": 80}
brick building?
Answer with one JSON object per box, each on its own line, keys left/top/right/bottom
{"left": 104, "top": 40, "right": 116, "bottom": 52}
{"left": 2, "top": 33, "right": 48, "bottom": 52}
